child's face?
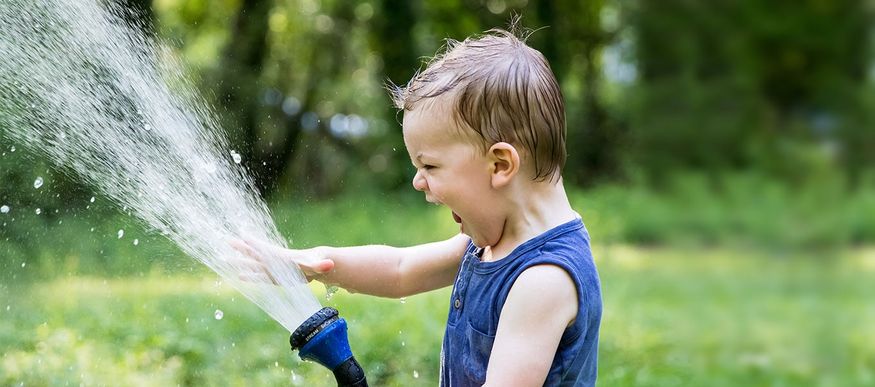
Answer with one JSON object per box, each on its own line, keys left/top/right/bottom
{"left": 402, "top": 99, "right": 506, "bottom": 248}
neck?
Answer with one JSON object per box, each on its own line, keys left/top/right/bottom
{"left": 484, "top": 177, "right": 577, "bottom": 262}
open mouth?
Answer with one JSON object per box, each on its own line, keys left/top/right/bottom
{"left": 452, "top": 211, "right": 462, "bottom": 224}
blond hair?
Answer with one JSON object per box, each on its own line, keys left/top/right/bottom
{"left": 390, "top": 28, "right": 566, "bottom": 181}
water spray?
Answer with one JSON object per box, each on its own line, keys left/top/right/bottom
{"left": 291, "top": 308, "right": 368, "bottom": 386}
{"left": 0, "top": 0, "right": 368, "bottom": 384}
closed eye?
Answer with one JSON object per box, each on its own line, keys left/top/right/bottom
{"left": 423, "top": 165, "right": 436, "bottom": 170}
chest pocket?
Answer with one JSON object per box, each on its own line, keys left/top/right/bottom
{"left": 462, "top": 321, "right": 496, "bottom": 385}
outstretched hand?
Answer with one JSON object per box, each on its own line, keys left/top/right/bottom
{"left": 229, "top": 239, "right": 335, "bottom": 284}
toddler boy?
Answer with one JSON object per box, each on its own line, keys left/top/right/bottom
{"left": 236, "top": 27, "right": 601, "bottom": 386}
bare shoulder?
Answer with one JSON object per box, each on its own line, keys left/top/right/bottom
{"left": 507, "top": 264, "right": 578, "bottom": 323}
{"left": 484, "top": 264, "right": 579, "bottom": 385}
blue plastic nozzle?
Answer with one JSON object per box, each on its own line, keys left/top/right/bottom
{"left": 290, "top": 307, "right": 367, "bottom": 387}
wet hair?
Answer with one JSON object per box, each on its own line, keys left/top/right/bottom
{"left": 390, "top": 26, "right": 566, "bottom": 182}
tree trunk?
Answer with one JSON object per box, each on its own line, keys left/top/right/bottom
{"left": 214, "top": 0, "right": 272, "bottom": 193}
{"left": 119, "top": 0, "right": 154, "bottom": 34}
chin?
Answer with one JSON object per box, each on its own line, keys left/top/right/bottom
{"left": 467, "top": 234, "right": 497, "bottom": 250}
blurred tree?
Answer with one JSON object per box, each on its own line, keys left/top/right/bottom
{"left": 364, "top": 0, "right": 421, "bottom": 190}
{"left": 211, "top": 0, "right": 276, "bottom": 193}
{"left": 281, "top": 0, "right": 366, "bottom": 196}
{"left": 536, "top": 0, "right": 619, "bottom": 186}
{"left": 144, "top": 0, "right": 874, "bottom": 193}
{"left": 630, "top": 0, "right": 873, "bottom": 183}
{"left": 119, "top": 0, "right": 154, "bottom": 33}
{"left": 370, "top": 0, "right": 419, "bottom": 87}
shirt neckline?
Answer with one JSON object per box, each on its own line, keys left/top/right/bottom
{"left": 469, "top": 218, "right": 584, "bottom": 274}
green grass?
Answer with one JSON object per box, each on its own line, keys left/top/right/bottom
{"left": 2, "top": 247, "right": 874, "bottom": 386}
{"left": 3, "top": 180, "right": 875, "bottom": 385}
{"left": 596, "top": 246, "right": 875, "bottom": 386}
{"left": 0, "top": 275, "right": 447, "bottom": 386}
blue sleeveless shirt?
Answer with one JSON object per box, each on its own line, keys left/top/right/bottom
{"left": 439, "top": 218, "right": 601, "bottom": 386}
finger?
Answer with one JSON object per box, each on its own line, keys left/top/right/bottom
{"left": 238, "top": 271, "right": 275, "bottom": 285}
{"left": 231, "top": 256, "right": 268, "bottom": 273}
{"left": 229, "top": 239, "right": 259, "bottom": 260}
{"left": 246, "top": 238, "right": 295, "bottom": 261}
{"left": 242, "top": 238, "right": 286, "bottom": 264}
{"left": 310, "top": 259, "right": 335, "bottom": 274}
{"left": 297, "top": 258, "right": 333, "bottom": 276}
{"left": 242, "top": 238, "right": 274, "bottom": 253}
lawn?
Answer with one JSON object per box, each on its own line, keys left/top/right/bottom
{"left": 2, "top": 245, "right": 873, "bottom": 386}
{"left": 2, "top": 183, "right": 874, "bottom": 385}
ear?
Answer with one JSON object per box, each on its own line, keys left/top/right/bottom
{"left": 487, "top": 142, "right": 520, "bottom": 188}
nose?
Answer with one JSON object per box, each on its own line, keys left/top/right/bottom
{"left": 412, "top": 170, "right": 428, "bottom": 192}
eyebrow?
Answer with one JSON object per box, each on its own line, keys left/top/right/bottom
{"left": 413, "top": 152, "right": 435, "bottom": 167}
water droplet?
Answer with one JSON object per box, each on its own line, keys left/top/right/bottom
{"left": 0, "top": 205, "right": 9, "bottom": 214}
{"left": 413, "top": 370, "right": 419, "bottom": 378}
{"left": 90, "top": 196, "right": 95, "bottom": 203}
{"left": 35, "top": 208, "right": 41, "bottom": 215}
{"left": 185, "top": 317, "right": 189, "bottom": 323}
{"left": 143, "top": 124, "right": 151, "bottom": 131}
{"left": 5, "top": 305, "right": 9, "bottom": 311}
{"left": 133, "top": 239, "right": 139, "bottom": 246}
{"left": 275, "top": 361, "right": 279, "bottom": 367}
{"left": 401, "top": 341, "right": 406, "bottom": 346}
{"left": 400, "top": 297, "right": 406, "bottom": 304}
{"left": 89, "top": 227, "right": 94, "bottom": 232}
{"left": 9, "top": 146, "right": 15, "bottom": 152}
{"left": 325, "top": 285, "right": 339, "bottom": 301}
{"left": 230, "top": 150, "right": 242, "bottom": 164}
{"left": 21, "top": 262, "right": 26, "bottom": 268}
{"left": 214, "top": 309, "right": 223, "bottom": 320}
{"left": 200, "top": 162, "right": 217, "bottom": 175}
{"left": 117, "top": 229, "right": 124, "bottom": 239}
{"left": 33, "top": 177, "right": 44, "bottom": 189}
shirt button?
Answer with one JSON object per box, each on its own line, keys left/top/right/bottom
{"left": 454, "top": 299, "right": 462, "bottom": 309}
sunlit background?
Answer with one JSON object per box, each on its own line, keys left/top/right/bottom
{"left": 2, "top": 0, "right": 874, "bottom": 385}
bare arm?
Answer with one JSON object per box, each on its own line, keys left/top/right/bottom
{"left": 483, "top": 264, "right": 578, "bottom": 386}
{"left": 233, "top": 233, "right": 469, "bottom": 298}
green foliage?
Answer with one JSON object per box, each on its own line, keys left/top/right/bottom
{"left": 2, "top": 175, "right": 874, "bottom": 384}
{"left": 271, "top": 189, "right": 459, "bottom": 248}
{"left": 629, "top": 0, "right": 874, "bottom": 178}
{"left": 4, "top": 0, "right": 875, "bottom": 198}
{"left": 0, "top": 274, "right": 449, "bottom": 386}
{"left": 575, "top": 172, "right": 875, "bottom": 249}
{"left": 595, "top": 247, "right": 875, "bottom": 386}
{"left": 4, "top": 173, "right": 875, "bottom": 283}
{"left": 2, "top": 248, "right": 873, "bottom": 385}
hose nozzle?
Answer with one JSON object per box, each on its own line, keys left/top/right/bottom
{"left": 291, "top": 307, "right": 367, "bottom": 387}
